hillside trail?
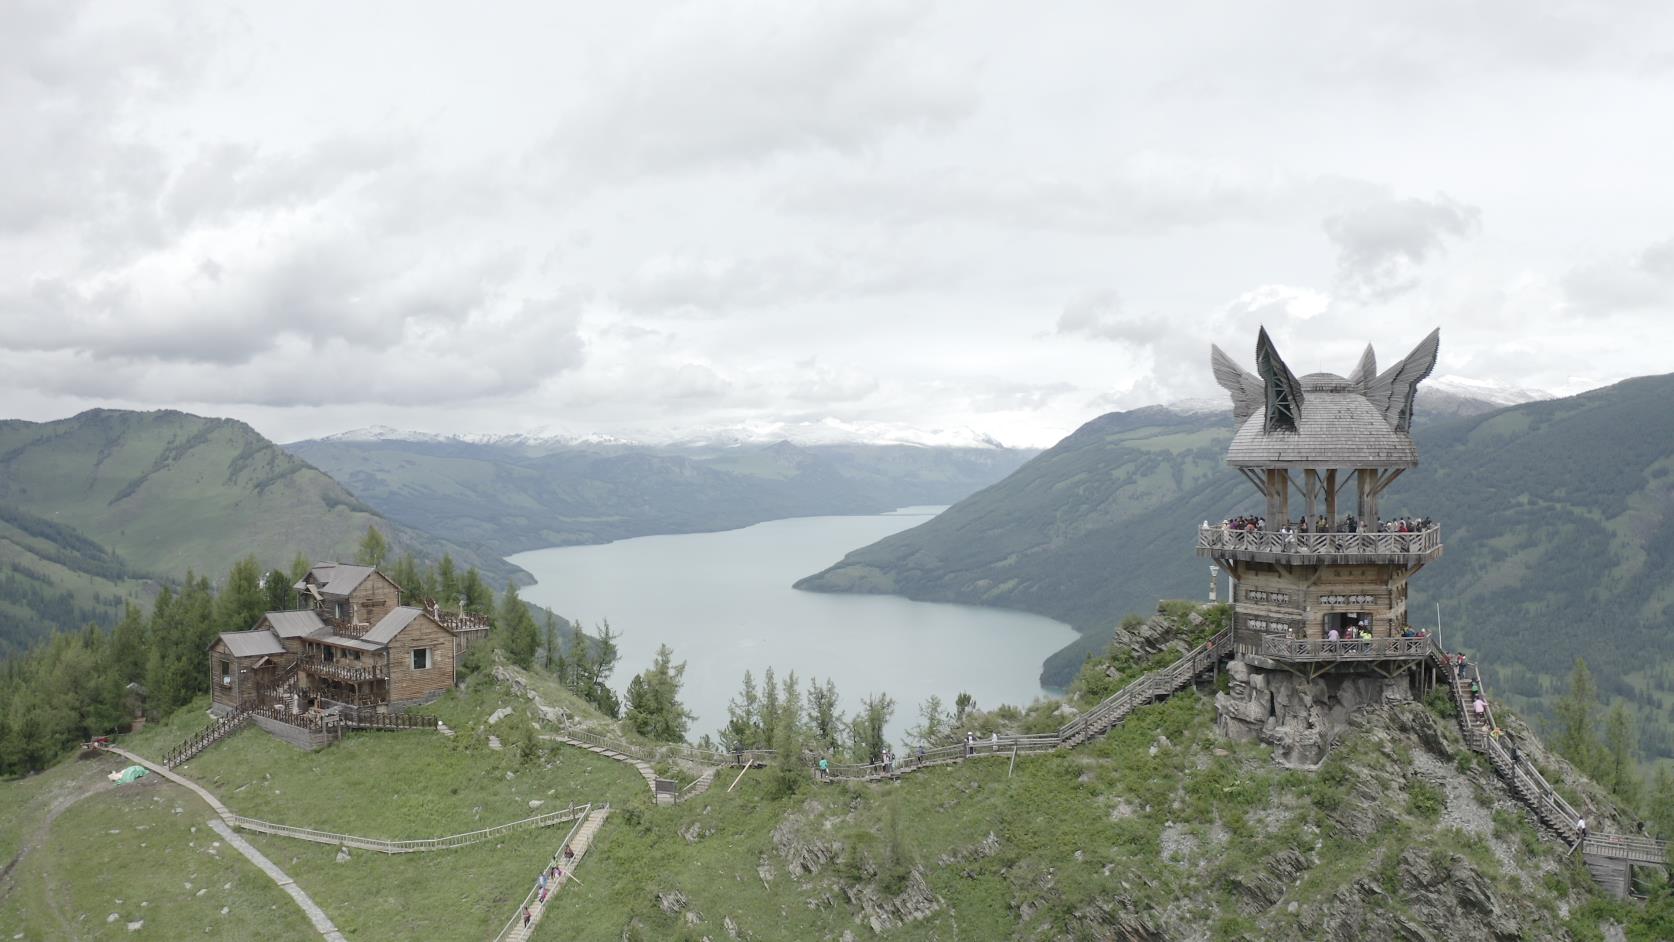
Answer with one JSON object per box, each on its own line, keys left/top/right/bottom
{"left": 102, "top": 745, "right": 349, "bottom": 942}
{"left": 0, "top": 751, "right": 123, "bottom": 904}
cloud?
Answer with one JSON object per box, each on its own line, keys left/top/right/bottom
{"left": 1055, "top": 291, "right": 1170, "bottom": 345}
{"left": 782, "top": 162, "right": 1382, "bottom": 235}
{"left": 613, "top": 248, "right": 945, "bottom": 317}
{"left": 545, "top": 1, "right": 972, "bottom": 181}
{"left": 787, "top": 360, "right": 879, "bottom": 403}
{"left": 1323, "top": 194, "right": 1481, "bottom": 301}
{"left": 1562, "top": 235, "right": 1674, "bottom": 314}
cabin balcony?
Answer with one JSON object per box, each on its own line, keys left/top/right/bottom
{"left": 1195, "top": 524, "right": 1442, "bottom": 566}
{"left": 300, "top": 656, "right": 387, "bottom": 683}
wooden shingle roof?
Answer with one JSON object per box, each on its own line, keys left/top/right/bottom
{"left": 1225, "top": 377, "right": 1420, "bottom": 469}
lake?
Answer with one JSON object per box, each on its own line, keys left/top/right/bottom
{"left": 508, "top": 507, "right": 1079, "bottom": 744}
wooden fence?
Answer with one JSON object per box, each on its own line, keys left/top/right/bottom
{"left": 227, "top": 802, "right": 592, "bottom": 854}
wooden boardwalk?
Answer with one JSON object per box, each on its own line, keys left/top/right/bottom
{"left": 493, "top": 805, "right": 611, "bottom": 942}
{"left": 1432, "top": 650, "right": 1668, "bottom": 896}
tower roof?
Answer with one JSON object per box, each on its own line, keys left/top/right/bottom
{"left": 1211, "top": 328, "right": 1439, "bottom": 469}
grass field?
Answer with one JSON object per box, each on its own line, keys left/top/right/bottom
{"left": 0, "top": 756, "right": 317, "bottom": 941}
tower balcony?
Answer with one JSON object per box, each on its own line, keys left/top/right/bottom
{"left": 1195, "top": 524, "right": 1442, "bottom": 566}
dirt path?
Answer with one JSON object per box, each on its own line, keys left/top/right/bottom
{"left": 102, "top": 745, "right": 348, "bottom": 942}
{"left": 0, "top": 753, "right": 123, "bottom": 902}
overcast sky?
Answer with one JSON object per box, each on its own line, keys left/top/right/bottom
{"left": 5, "top": 1, "right": 1674, "bottom": 447}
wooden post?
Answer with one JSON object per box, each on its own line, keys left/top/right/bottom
{"left": 1324, "top": 468, "right": 1338, "bottom": 529}
{"left": 1008, "top": 745, "right": 1018, "bottom": 778}
{"left": 1304, "top": 469, "right": 1319, "bottom": 523}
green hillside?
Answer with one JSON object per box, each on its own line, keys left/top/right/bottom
{"left": 0, "top": 409, "right": 522, "bottom": 650}
{"left": 285, "top": 436, "right": 1035, "bottom": 554}
{"left": 798, "top": 376, "right": 1674, "bottom": 760}
{"left": 5, "top": 658, "right": 1663, "bottom": 941}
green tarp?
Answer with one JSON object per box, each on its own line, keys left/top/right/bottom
{"left": 110, "top": 765, "right": 149, "bottom": 784}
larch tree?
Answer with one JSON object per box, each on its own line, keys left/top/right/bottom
{"left": 623, "top": 644, "right": 695, "bottom": 742}
{"left": 357, "top": 524, "right": 389, "bottom": 568}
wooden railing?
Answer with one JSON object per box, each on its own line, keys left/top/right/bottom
{"left": 820, "top": 735, "right": 1060, "bottom": 782}
{"left": 343, "top": 711, "right": 439, "bottom": 731}
{"left": 490, "top": 807, "right": 600, "bottom": 942}
{"left": 1254, "top": 634, "right": 1434, "bottom": 661}
{"left": 556, "top": 724, "right": 772, "bottom": 769}
{"left": 1582, "top": 834, "right": 1670, "bottom": 866}
{"left": 1197, "top": 525, "right": 1441, "bottom": 559}
{"left": 229, "top": 802, "right": 592, "bottom": 855}
{"left": 1058, "top": 627, "right": 1231, "bottom": 743}
{"left": 301, "top": 656, "right": 387, "bottom": 683}
{"left": 162, "top": 708, "right": 253, "bottom": 768}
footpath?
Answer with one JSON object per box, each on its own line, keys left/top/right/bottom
{"left": 104, "top": 745, "right": 348, "bottom": 942}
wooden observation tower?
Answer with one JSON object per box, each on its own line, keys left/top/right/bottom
{"left": 1195, "top": 327, "right": 1443, "bottom": 679}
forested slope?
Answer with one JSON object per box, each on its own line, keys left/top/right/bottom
{"left": 0, "top": 409, "right": 520, "bottom": 650}
{"left": 285, "top": 437, "right": 1035, "bottom": 554}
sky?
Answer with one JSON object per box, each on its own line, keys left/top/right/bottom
{"left": 4, "top": 0, "right": 1674, "bottom": 448}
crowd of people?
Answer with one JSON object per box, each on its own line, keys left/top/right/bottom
{"left": 1211, "top": 513, "right": 1435, "bottom": 535}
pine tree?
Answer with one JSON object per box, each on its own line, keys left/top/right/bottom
{"left": 1602, "top": 702, "right": 1640, "bottom": 804}
{"left": 768, "top": 671, "right": 804, "bottom": 797}
{"left": 496, "top": 583, "right": 539, "bottom": 668}
{"left": 724, "top": 670, "right": 761, "bottom": 750}
{"left": 805, "top": 677, "right": 843, "bottom": 754}
{"left": 760, "top": 667, "right": 780, "bottom": 751}
{"left": 217, "top": 555, "right": 267, "bottom": 632}
{"left": 262, "top": 567, "right": 293, "bottom": 612}
{"left": 542, "top": 612, "right": 558, "bottom": 671}
{"left": 436, "top": 554, "right": 459, "bottom": 608}
{"left": 357, "top": 525, "right": 389, "bottom": 568}
{"left": 850, "top": 693, "right": 895, "bottom": 765}
{"left": 1552, "top": 658, "right": 1601, "bottom": 775}
{"left": 623, "top": 644, "right": 694, "bottom": 742}
{"left": 1647, "top": 766, "right": 1674, "bottom": 840}
{"left": 909, "top": 694, "right": 949, "bottom": 747}
{"left": 462, "top": 567, "right": 493, "bottom": 614}
{"left": 390, "top": 554, "right": 423, "bottom": 605}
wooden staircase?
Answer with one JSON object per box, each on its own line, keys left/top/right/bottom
{"left": 162, "top": 707, "right": 253, "bottom": 768}
{"left": 1058, "top": 628, "right": 1232, "bottom": 748}
{"left": 1427, "top": 646, "right": 1670, "bottom": 896}
{"left": 497, "top": 806, "right": 611, "bottom": 942}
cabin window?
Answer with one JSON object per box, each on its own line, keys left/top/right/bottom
{"left": 412, "top": 648, "right": 430, "bottom": 670}
{"left": 334, "top": 602, "right": 344, "bottom": 619}
{"left": 219, "top": 659, "right": 232, "bottom": 687}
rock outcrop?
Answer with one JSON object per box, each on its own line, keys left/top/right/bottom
{"left": 1215, "top": 658, "right": 1411, "bottom": 766}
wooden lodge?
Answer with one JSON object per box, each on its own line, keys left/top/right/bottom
{"left": 1196, "top": 327, "right": 1444, "bottom": 673}
{"left": 209, "top": 562, "right": 492, "bottom": 717}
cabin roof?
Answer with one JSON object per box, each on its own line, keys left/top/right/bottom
{"left": 363, "top": 606, "right": 433, "bottom": 645}
{"left": 215, "top": 629, "right": 287, "bottom": 658}
{"left": 261, "top": 609, "right": 328, "bottom": 639}
{"left": 291, "top": 562, "right": 379, "bottom": 599}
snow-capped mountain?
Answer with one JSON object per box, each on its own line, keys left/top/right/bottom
{"left": 1164, "top": 375, "right": 1552, "bottom": 419}
{"left": 307, "top": 420, "right": 1011, "bottom": 450}
{"left": 1424, "top": 375, "right": 1552, "bottom": 407}
{"left": 650, "top": 419, "right": 1009, "bottom": 450}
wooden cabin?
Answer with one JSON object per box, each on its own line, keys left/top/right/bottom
{"left": 208, "top": 630, "right": 288, "bottom": 714}
{"left": 208, "top": 563, "right": 487, "bottom": 716}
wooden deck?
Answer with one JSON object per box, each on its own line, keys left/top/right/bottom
{"left": 1196, "top": 525, "right": 1442, "bottom": 565}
